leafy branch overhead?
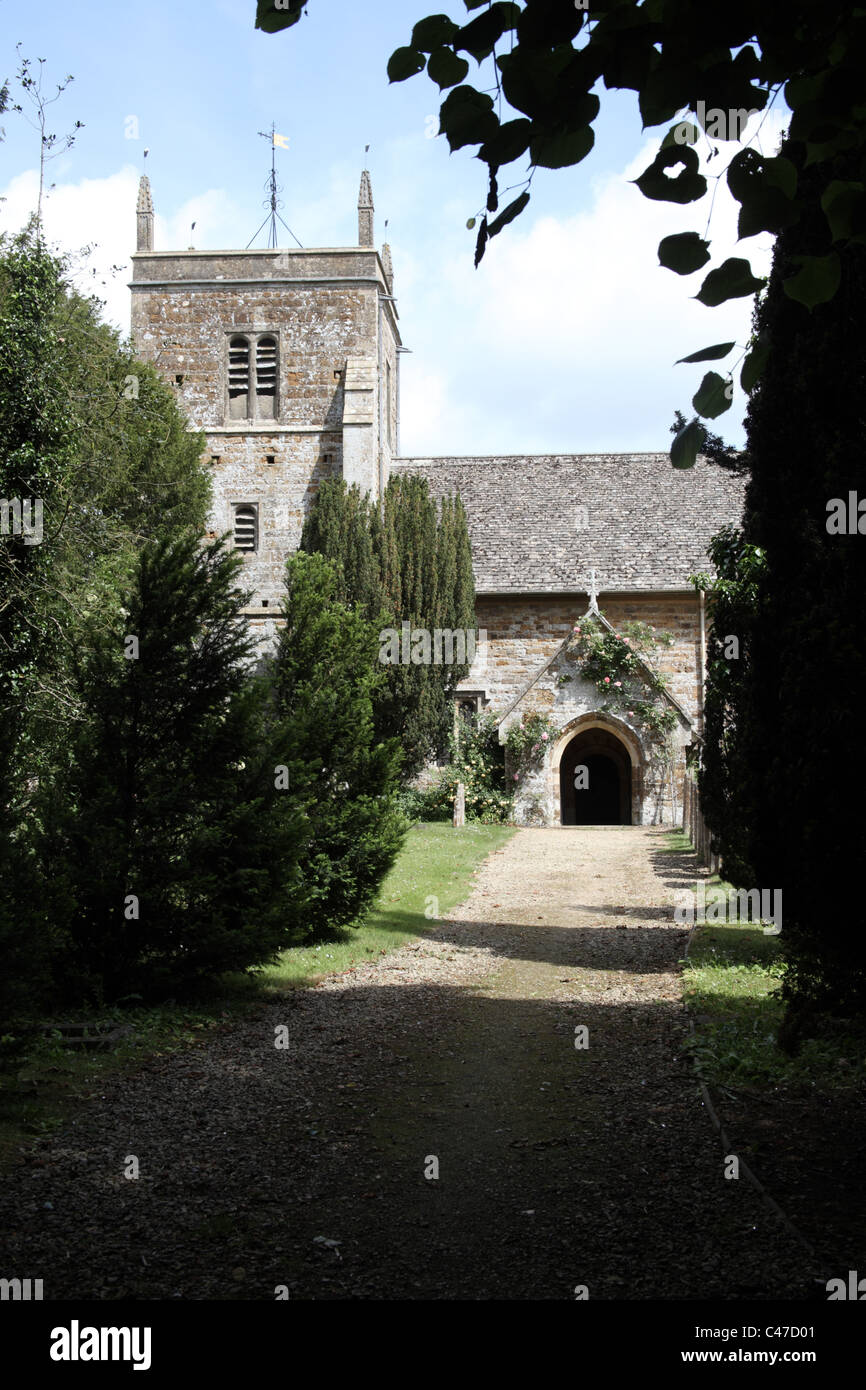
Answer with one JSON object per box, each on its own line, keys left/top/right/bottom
{"left": 257, "top": 1, "right": 866, "bottom": 462}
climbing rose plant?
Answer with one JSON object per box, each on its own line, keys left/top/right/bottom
{"left": 504, "top": 710, "right": 557, "bottom": 785}
{"left": 416, "top": 710, "right": 512, "bottom": 823}
{"left": 563, "top": 618, "right": 678, "bottom": 748}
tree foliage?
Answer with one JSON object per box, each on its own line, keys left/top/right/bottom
{"left": 691, "top": 525, "right": 765, "bottom": 887}
{"left": 696, "top": 140, "right": 866, "bottom": 1036}
{"left": 270, "top": 551, "right": 406, "bottom": 938}
{"left": 739, "top": 143, "right": 866, "bottom": 1035}
{"left": 257, "top": 0, "right": 866, "bottom": 461}
{"left": 300, "top": 475, "right": 476, "bottom": 772}
{"left": 37, "top": 533, "right": 306, "bottom": 1002}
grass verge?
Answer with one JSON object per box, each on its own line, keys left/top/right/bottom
{"left": 672, "top": 834, "right": 865, "bottom": 1090}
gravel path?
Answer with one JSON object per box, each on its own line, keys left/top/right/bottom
{"left": 0, "top": 827, "right": 824, "bottom": 1300}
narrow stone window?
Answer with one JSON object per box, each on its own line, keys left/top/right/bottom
{"left": 233, "top": 503, "right": 258, "bottom": 552}
{"left": 228, "top": 336, "right": 250, "bottom": 419}
{"left": 255, "top": 335, "right": 277, "bottom": 418}
{"left": 385, "top": 360, "right": 392, "bottom": 448}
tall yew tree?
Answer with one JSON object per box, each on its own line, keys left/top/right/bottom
{"left": 300, "top": 475, "right": 476, "bottom": 772}
{"left": 738, "top": 145, "right": 866, "bottom": 1035}
{"left": 271, "top": 551, "right": 405, "bottom": 939}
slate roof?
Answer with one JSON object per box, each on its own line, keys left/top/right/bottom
{"left": 391, "top": 453, "right": 746, "bottom": 594}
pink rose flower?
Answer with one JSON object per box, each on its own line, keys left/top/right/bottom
{"left": 614, "top": 681, "right": 622, "bottom": 687}
{"left": 541, "top": 733, "right": 548, "bottom": 741}
{"left": 513, "top": 773, "right": 519, "bottom": 781}
{"left": 603, "top": 677, "right": 610, "bottom": 684}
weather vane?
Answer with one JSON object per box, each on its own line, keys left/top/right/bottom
{"left": 246, "top": 122, "right": 302, "bottom": 249}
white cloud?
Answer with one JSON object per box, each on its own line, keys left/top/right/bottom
{"left": 0, "top": 165, "right": 244, "bottom": 334}
{"left": 399, "top": 111, "right": 788, "bottom": 456}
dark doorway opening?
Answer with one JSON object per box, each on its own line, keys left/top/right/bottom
{"left": 560, "top": 728, "right": 632, "bottom": 825}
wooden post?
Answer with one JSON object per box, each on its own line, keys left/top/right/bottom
{"left": 453, "top": 781, "right": 465, "bottom": 828}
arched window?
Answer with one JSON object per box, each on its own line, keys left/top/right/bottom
{"left": 228, "top": 336, "right": 250, "bottom": 419}
{"left": 233, "top": 504, "right": 258, "bottom": 552}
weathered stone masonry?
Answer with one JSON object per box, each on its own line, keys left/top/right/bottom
{"left": 131, "top": 173, "right": 400, "bottom": 646}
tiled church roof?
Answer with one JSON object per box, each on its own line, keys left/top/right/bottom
{"left": 391, "top": 453, "right": 746, "bottom": 594}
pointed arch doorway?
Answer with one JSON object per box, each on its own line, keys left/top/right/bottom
{"left": 560, "top": 727, "right": 633, "bottom": 825}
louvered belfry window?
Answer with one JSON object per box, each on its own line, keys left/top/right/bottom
{"left": 255, "top": 335, "right": 277, "bottom": 418}
{"left": 233, "top": 504, "right": 258, "bottom": 552}
{"left": 228, "top": 336, "right": 250, "bottom": 419}
{"left": 227, "top": 332, "right": 278, "bottom": 420}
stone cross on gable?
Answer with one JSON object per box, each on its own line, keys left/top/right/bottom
{"left": 587, "top": 568, "right": 600, "bottom": 614}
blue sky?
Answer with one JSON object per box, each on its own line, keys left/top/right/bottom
{"left": 1, "top": 1, "right": 786, "bottom": 455}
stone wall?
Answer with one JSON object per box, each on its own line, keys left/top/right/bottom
{"left": 130, "top": 246, "right": 400, "bottom": 613}
{"left": 459, "top": 593, "right": 701, "bottom": 827}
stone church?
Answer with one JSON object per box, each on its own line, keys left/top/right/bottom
{"left": 130, "top": 172, "right": 745, "bottom": 829}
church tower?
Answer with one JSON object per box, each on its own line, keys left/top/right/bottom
{"left": 130, "top": 170, "right": 401, "bottom": 644}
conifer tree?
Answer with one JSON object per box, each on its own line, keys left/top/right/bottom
{"left": 300, "top": 474, "right": 477, "bottom": 774}
{"left": 270, "top": 551, "right": 404, "bottom": 939}
{"left": 40, "top": 533, "right": 306, "bottom": 1001}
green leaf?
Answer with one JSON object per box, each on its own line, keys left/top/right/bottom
{"left": 784, "top": 72, "right": 827, "bottom": 110}
{"left": 661, "top": 120, "right": 699, "bottom": 149}
{"left": 658, "top": 232, "right": 711, "bottom": 274}
{"left": 411, "top": 15, "right": 460, "bottom": 52}
{"left": 676, "top": 342, "right": 736, "bottom": 365}
{"left": 692, "top": 371, "right": 733, "bottom": 420}
{"left": 782, "top": 252, "right": 842, "bottom": 309}
{"left": 466, "top": 217, "right": 476, "bottom": 230}
{"left": 805, "top": 131, "right": 859, "bottom": 166}
{"left": 530, "top": 124, "right": 594, "bottom": 169}
{"left": 498, "top": 46, "right": 574, "bottom": 120}
{"left": 474, "top": 216, "right": 489, "bottom": 268}
{"left": 670, "top": 416, "right": 702, "bottom": 470}
{"left": 821, "top": 180, "right": 866, "bottom": 242}
{"left": 479, "top": 117, "right": 532, "bottom": 167}
{"left": 633, "top": 145, "right": 707, "bottom": 205}
{"left": 439, "top": 85, "right": 498, "bottom": 151}
{"left": 728, "top": 150, "right": 798, "bottom": 238}
{"left": 487, "top": 190, "right": 530, "bottom": 237}
{"left": 427, "top": 46, "right": 470, "bottom": 90}
{"left": 388, "top": 46, "right": 427, "bottom": 83}
{"left": 695, "top": 258, "right": 764, "bottom": 306}
{"left": 764, "top": 156, "right": 797, "bottom": 201}
{"left": 255, "top": 0, "right": 304, "bottom": 33}
{"left": 740, "top": 340, "right": 769, "bottom": 393}
{"left": 737, "top": 190, "right": 798, "bottom": 239}
{"left": 639, "top": 63, "right": 693, "bottom": 129}
{"left": 454, "top": 3, "right": 518, "bottom": 61}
